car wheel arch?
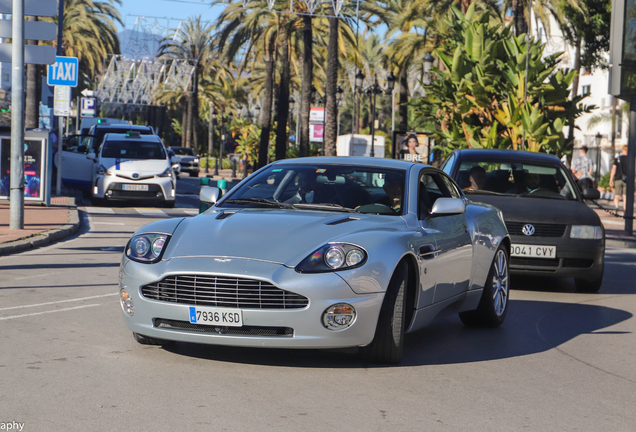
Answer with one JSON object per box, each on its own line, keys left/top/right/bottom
{"left": 399, "top": 254, "right": 419, "bottom": 331}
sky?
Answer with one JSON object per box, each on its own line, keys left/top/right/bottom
{"left": 117, "top": 0, "right": 223, "bottom": 32}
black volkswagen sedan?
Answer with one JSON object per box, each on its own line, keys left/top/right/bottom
{"left": 441, "top": 149, "right": 604, "bottom": 292}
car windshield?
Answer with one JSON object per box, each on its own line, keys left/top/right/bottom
{"left": 101, "top": 141, "right": 166, "bottom": 160}
{"left": 456, "top": 160, "right": 579, "bottom": 200}
{"left": 89, "top": 128, "right": 152, "bottom": 153}
{"left": 171, "top": 147, "right": 195, "bottom": 156}
{"left": 223, "top": 164, "right": 407, "bottom": 215}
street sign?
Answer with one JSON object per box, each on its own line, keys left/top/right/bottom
{"left": 0, "top": 0, "right": 57, "bottom": 16}
{"left": 81, "top": 89, "right": 95, "bottom": 97}
{"left": 54, "top": 86, "right": 71, "bottom": 117}
{"left": 0, "top": 44, "right": 56, "bottom": 65}
{"left": 0, "top": 19, "right": 56, "bottom": 40}
{"left": 81, "top": 97, "right": 96, "bottom": 118}
{"left": 47, "top": 57, "right": 79, "bottom": 87}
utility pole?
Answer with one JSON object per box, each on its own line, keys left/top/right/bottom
{"left": 10, "top": 0, "right": 25, "bottom": 229}
{"left": 55, "top": 0, "right": 65, "bottom": 196}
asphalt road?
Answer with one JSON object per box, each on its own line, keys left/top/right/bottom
{"left": 1, "top": 188, "right": 635, "bottom": 431}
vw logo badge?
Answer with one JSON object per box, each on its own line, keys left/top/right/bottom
{"left": 132, "top": 173, "right": 139, "bottom": 179}
{"left": 522, "top": 224, "right": 535, "bottom": 236}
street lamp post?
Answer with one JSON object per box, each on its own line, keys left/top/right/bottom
{"left": 386, "top": 73, "right": 396, "bottom": 158}
{"left": 208, "top": 103, "right": 215, "bottom": 174}
{"left": 354, "top": 71, "right": 365, "bottom": 135}
{"left": 336, "top": 86, "right": 344, "bottom": 137}
{"left": 595, "top": 132, "right": 602, "bottom": 186}
{"left": 288, "top": 97, "right": 295, "bottom": 147}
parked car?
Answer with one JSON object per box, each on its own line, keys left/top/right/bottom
{"left": 89, "top": 132, "right": 175, "bottom": 207}
{"left": 119, "top": 157, "right": 510, "bottom": 364}
{"left": 61, "top": 124, "right": 155, "bottom": 192}
{"left": 166, "top": 148, "right": 181, "bottom": 180}
{"left": 169, "top": 146, "right": 200, "bottom": 177}
{"left": 441, "top": 149, "right": 604, "bottom": 292}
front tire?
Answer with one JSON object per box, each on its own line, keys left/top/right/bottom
{"left": 133, "top": 332, "right": 174, "bottom": 346}
{"left": 575, "top": 271, "right": 603, "bottom": 293}
{"left": 363, "top": 262, "right": 408, "bottom": 364}
{"left": 459, "top": 246, "right": 509, "bottom": 328}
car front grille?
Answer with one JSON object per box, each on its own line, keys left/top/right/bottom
{"left": 141, "top": 275, "right": 309, "bottom": 309}
{"left": 562, "top": 258, "right": 595, "bottom": 268}
{"left": 506, "top": 222, "right": 566, "bottom": 237}
{"left": 154, "top": 319, "right": 294, "bottom": 337}
{"left": 107, "top": 183, "right": 163, "bottom": 199}
{"left": 510, "top": 257, "right": 560, "bottom": 267}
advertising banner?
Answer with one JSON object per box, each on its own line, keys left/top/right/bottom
{"left": 393, "top": 132, "right": 431, "bottom": 163}
{"left": 310, "top": 124, "right": 324, "bottom": 143}
{"left": 0, "top": 137, "right": 46, "bottom": 201}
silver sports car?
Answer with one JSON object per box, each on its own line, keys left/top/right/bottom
{"left": 119, "top": 157, "right": 510, "bottom": 363}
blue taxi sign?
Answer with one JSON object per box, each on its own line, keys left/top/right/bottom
{"left": 47, "top": 56, "right": 79, "bottom": 87}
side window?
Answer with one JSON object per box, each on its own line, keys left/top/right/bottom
{"left": 441, "top": 153, "right": 455, "bottom": 175}
{"left": 419, "top": 172, "right": 451, "bottom": 219}
{"left": 441, "top": 174, "right": 462, "bottom": 198}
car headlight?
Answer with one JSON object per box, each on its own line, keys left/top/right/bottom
{"left": 157, "top": 168, "right": 173, "bottom": 178}
{"left": 126, "top": 233, "right": 171, "bottom": 263}
{"left": 570, "top": 225, "right": 603, "bottom": 239}
{"left": 193, "top": 158, "right": 199, "bottom": 163}
{"left": 296, "top": 243, "right": 367, "bottom": 273}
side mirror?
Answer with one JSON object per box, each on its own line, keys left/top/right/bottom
{"left": 86, "top": 153, "right": 96, "bottom": 161}
{"left": 200, "top": 186, "right": 221, "bottom": 205}
{"left": 582, "top": 187, "right": 600, "bottom": 200}
{"left": 430, "top": 197, "right": 465, "bottom": 217}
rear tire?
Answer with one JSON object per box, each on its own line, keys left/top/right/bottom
{"left": 133, "top": 332, "right": 174, "bottom": 346}
{"left": 460, "top": 246, "right": 509, "bottom": 328}
{"left": 362, "top": 262, "right": 408, "bottom": 364}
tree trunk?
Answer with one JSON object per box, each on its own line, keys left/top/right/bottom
{"left": 566, "top": 37, "right": 582, "bottom": 150}
{"left": 25, "top": 16, "right": 38, "bottom": 129}
{"left": 399, "top": 66, "right": 408, "bottom": 131}
{"left": 257, "top": 44, "right": 276, "bottom": 169}
{"left": 324, "top": 15, "right": 339, "bottom": 156}
{"left": 275, "top": 25, "right": 290, "bottom": 162}
{"left": 512, "top": 0, "right": 528, "bottom": 36}
{"left": 192, "top": 68, "right": 199, "bottom": 153}
{"left": 181, "top": 100, "right": 187, "bottom": 146}
{"left": 299, "top": 15, "right": 313, "bottom": 158}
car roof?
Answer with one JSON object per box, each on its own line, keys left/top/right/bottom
{"left": 90, "top": 124, "right": 153, "bottom": 132}
{"left": 102, "top": 133, "right": 162, "bottom": 142}
{"left": 453, "top": 149, "right": 561, "bottom": 164}
{"left": 271, "top": 156, "right": 425, "bottom": 170}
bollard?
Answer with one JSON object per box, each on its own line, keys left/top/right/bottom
{"left": 218, "top": 178, "right": 228, "bottom": 194}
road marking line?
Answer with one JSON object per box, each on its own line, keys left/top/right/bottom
{"left": 15, "top": 272, "right": 59, "bottom": 280}
{"left": 84, "top": 207, "right": 116, "bottom": 214}
{"left": 0, "top": 293, "right": 118, "bottom": 311}
{"left": 0, "top": 304, "right": 101, "bottom": 320}
{"left": 135, "top": 208, "right": 168, "bottom": 217}
{"left": 93, "top": 222, "right": 125, "bottom": 225}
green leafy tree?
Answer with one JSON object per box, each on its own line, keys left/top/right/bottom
{"left": 411, "top": 4, "right": 594, "bottom": 157}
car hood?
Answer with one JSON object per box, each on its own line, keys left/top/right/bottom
{"left": 168, "top": 208, "right": 406, "bottom": 266}
{"left": 466, "top": 194, "right": 601, "bottom": 225}
{"left": 102, "top": 158, "right": 169, "bottom": 177}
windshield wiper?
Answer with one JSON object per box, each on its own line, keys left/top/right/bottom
{"left": 292, "top": 203, "right": 359, "bottom": 213}
{"left": 517, "top": 192, "right": 567, "bottom": 200}
{"left": 224, "top": 198, "right": 292, "bottom": 208}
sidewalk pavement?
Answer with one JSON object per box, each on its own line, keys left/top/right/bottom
{"left": 0, "top": 196, "right": 81, "bottom": 256}
{"left": 0, "top": 187, "right": 634, "bottom": 256}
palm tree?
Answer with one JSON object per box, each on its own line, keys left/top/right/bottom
{"left": 159, "top": 16, "right": 215, "bottom": 150}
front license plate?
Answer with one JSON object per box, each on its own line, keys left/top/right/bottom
{"left": 511, "top": 244, "right": 556, "bottom": 259}
{"left": 188, "top": 306, "right": 243, "bottom": 327}
{"left": 123, "top": 184, "right": 149, "bottom": 191}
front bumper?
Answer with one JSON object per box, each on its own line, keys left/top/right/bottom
{"left": 94, "top": 175, "right": 175, "bottom": 202}
{"left": 120, "top": 257, "right": 384, "bottom": 348}
{"left": 509, "top": 234, "right": 604, "bottom": 279}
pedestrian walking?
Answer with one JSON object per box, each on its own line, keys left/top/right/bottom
{"left": 610, "top": 145, "right": 629, "bottom": 211}
{"left": 571, "top": 146, "right": 594, "bottom": 190}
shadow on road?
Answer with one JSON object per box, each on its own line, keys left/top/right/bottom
{"left": 160, "top": 299, "right": 632, "bottom": 368}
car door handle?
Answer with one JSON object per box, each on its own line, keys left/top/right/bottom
{"left": 419, "top": 245, "right": 439, "bottom": 259}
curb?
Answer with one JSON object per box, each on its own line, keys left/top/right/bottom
{"left": 606, "top": 237, "right": 636, "bottom": 249}
{"left": 0, "top": 198, "right": 81, "bottom": 256}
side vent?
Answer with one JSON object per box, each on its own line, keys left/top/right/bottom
{"left": 326, "top": 217, "right": 359, "bottom": 226}
{"left": 216, "top": 212, "right": 236, "bottom": 220}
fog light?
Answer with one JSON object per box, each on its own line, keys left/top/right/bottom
{"left": 93, "top": 186, "right": 98, "bottom": 195}
{"left": 120, "top": 289, "right": 134, "bottom": 316}
{"left": 322, "top": 303, "right": 356, "bottom": 331}
{"left": 171, "top": 188, "right": 175, "bottom": 197}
